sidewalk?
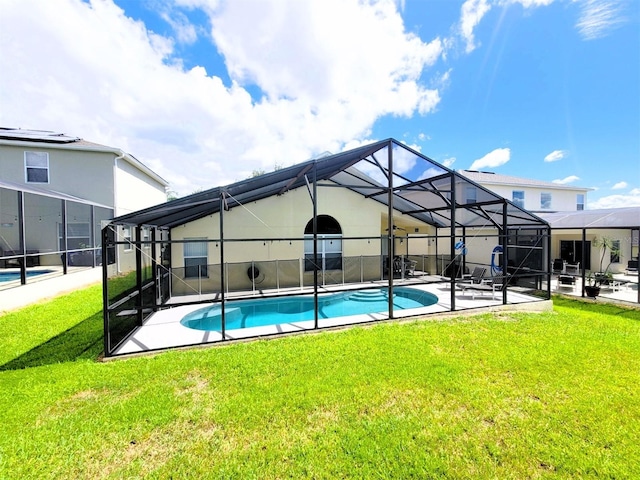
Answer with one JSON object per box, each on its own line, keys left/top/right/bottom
{"left": 0, "top": 268, "right": 103, "bottom": 314}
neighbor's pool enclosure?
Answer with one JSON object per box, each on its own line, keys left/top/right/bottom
{"left": 1, "top": 179, "right": 112, "bottom": 290}
{"left": 103, "top": 139, "right": 551, "bottom": 356}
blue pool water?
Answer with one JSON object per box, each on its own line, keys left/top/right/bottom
{"left": 0, "top": 270, "right": 54, "bottom": 282}
{"left": 181, "top": 287, "right": 438, "bottom": 331}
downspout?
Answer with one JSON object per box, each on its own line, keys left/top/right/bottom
{"left": 113, "top": 153, "right": 125, "bottom": 216}
{"left": 113, "top": 153, "right": 124, "bottom": 275}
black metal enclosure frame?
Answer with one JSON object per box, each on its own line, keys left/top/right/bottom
{"left": 102, "top": 139, "right": 551, "bottom": 356}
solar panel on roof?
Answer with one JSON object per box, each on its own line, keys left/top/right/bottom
{"left": 0, "top": 128, "right": 80, "bottom": 143}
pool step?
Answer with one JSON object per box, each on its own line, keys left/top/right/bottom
{"left": 348, "top": 290, "right": 395, "bottom": 303}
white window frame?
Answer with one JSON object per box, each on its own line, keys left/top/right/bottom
{"left": 540, "top": 192, "right": 552, "bottom": 210}
{"left": 576, "top": 194, "right": 585, "bottom": 211}
{"left": 24, "top": 151, "right": 50, "bottom": 183}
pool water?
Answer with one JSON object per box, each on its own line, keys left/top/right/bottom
{"left": 181, "top": 287, "right": 438, "bottom": 331}
{"left": 0, "top": 270, "right": 54, "bottom": 282}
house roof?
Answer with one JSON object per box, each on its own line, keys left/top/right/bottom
{"left": 539, "top": 207, "right": 640, "bottom": 229}
{"left": 110, "top": 139, "right": 549, "bottom": 231}
{"left": 460, "top": 170, "right": 592, "bottom": 192}
{"left": 0, "top": 127, "right": 169, "bottom": 187}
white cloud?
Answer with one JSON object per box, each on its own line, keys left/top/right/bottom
{"left": 506, "top": 0, "right": 555, "bottom": 6}
{"left": 575, "top": 0, "right": 626, "bottom": 40}
{"left": 544, "top": 149, "right": 566, "bottom": 162}
{"left": 441, "top": 157, "right": 456, "bottom": 168}
{"left": 589, "top": 192, "right": 640, "bottom": 209}
{"left": 469, "top": 148, "right": 510, "bottom": 170}
{"left": 459, "top": 0, "right": 492, "bottom": 53}
{"left": 612, "top": 181, "right": 628, "bottom": 190}
{"left": 0, "top": 0, "right": 447, "bottom": 196}
{"left": 552, "top": 175, "right": 580, "bottom": 184}
{"left": 160, "top": 10, "right": 198, "bottom": 45}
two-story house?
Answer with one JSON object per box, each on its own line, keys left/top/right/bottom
{"left": 460, "top": 170, "right": 590, "bottom": 213}
{"left": 0, "top": 127, "right": 168, "bottom": 287}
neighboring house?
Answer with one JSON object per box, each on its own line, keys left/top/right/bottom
{"left": 461, "top": 170, "right": 590, "bottom": 213}
{"left": 0, "top": 127, "right": 168, "bottom": 287}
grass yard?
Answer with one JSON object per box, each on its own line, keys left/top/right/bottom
{"left": 1, "top": 286, "right": 639, "bottom": 479}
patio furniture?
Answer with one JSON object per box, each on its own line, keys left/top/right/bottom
{"left": 387, "top": 256, "right": 417, "bottom": 278}
{"left": 565, "top": 262, "right": 580, "bottom": 275}
{"left": 557, "top": 274, "right": 576, "bottom": 292}
{"left": 458, "top": 266, "right": 487, "bottom": 286}
{"left": 460, "top": 275, "right": 505, "bottom": 300}
{"left": 552, "top": 259, "right": 566, "bottom": 274}
{"left": 626, "top": 259, "right": 638, "bottom": 274}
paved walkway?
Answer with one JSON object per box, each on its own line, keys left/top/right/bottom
{"left": 0, "top": 268, "right": 102, "bottom": 314}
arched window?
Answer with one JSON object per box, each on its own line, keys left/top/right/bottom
{"left": 304, "top": 215, "right": 343, "bottom": 271}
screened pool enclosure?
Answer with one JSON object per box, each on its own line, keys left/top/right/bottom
{"left": 103, "top": 139, "right": 551, "bottom": 357}
{"left": 1, "top": 180, "right": 112, "bottom": 290}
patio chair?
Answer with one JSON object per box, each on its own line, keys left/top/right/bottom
{"left": 552, "top": 259, "right": 565, "bottom": 274}
{"left": 557, "top": 274, "right": 576, "bottom": 292}
{"left": 626, "top": 259, "right": 638, "bottom": 275}
{"left": 460, "top": 274, "right": 506, "bottom": 300}
{"left": 458, "top": 266, "right": 486, "bottom": 285}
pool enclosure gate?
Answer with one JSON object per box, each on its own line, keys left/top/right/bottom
{"left": 103, "top": 139, "right": 552, "bottom": 357}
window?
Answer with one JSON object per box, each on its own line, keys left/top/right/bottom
{"left": 184, "top": 238, "right": 208, "bottom": 278}
{"left": 540, "top": 192, "right": 552, "bottom": 210}
{"left": 465, "top": 186, "right": 477, "bottom": 204}
{"left": 25, "top": 151, "right": 49, "bottom": 183}
{"left": 122, "top": 226, "right": 132, "bottom": 251}
{"left": 576, "top": 194, "right": 585, "bottom": 211}
{"left": 303, "top": 215, "right": 343, "bottom": 272}
{"left": 512, "top": 191, "right": 525, "bottom": 208}
{"left": 611, "top": 240, "right": 620, "bottom": 264}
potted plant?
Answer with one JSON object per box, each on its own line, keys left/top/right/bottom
{"left": 585, "top": 236, "right": 621, "bottom": 297}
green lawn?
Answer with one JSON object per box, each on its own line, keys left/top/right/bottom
{"left": 1, "top": 287, "right": 639, "bottom": 479}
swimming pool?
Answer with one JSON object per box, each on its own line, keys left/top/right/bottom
{"left": 0, "top": 269, "right": 54, "bottom": 282}
{"left": 180, "top": 287, "right": 438, "bottom": 331}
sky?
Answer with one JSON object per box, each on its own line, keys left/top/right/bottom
{"left": 0, "top": 0, "right": 638, "bottom": 208}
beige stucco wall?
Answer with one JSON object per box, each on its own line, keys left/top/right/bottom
{"left": 550, "top": 229, "right": 634, "bottom": 274}
{"left": 170, "top": 184, "right": 434, "bottom": 268}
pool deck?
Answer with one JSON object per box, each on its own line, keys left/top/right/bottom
{"left": 112, "top": 279, "right": 550, "bottom": 357}
{"left": 0, "top": 267, "right": 102, "bottom": 313}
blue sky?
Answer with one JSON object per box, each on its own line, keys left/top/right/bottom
{"left": 0, "top": 0, "right": 638, "bottom": 208}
